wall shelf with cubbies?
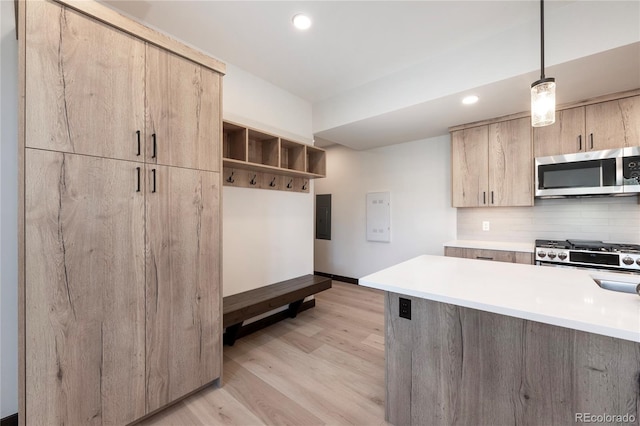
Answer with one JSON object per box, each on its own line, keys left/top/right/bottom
{"left": 222, "top": 120, "right": 326, "bottom": 192}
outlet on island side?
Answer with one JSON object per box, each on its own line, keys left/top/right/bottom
{"left": 482, "top": 221, "right": 490, "bottom": 231}
{"left": 399, "top": 297, "right": 411, "bottom": 320}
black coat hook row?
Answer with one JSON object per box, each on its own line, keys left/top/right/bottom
{"left": 250, "top": 174, "right": 257, "bottom": 185}
{"left": 226, "top": 171, "right": 235, "bottom": 183}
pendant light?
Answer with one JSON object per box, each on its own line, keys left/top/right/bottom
{"left": 531, "top": 0, "right": 555, "bottom": 127}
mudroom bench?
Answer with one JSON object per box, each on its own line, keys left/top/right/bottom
{"left": 222, "top": 274, "right": 332, "bottom": 345}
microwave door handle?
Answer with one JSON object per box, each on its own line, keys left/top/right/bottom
{"left": 616, "top": 156, "right": 623, "bottom": 186}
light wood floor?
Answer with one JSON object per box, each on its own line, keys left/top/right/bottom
{"left": 140, "top": 282, "right": 388, "bottom": 426}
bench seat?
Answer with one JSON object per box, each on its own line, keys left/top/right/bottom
{"left": 223, "top": 274, "right": 332, "bottom": 345}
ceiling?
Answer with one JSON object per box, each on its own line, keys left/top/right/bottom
{"left": 103, "top": 1, "right": 640, "bottom": 150}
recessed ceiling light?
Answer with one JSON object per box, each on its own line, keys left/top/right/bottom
{"left": 292, "top": 13, "right": 312, "bottom": 30}
{"left": 462, "top": 95, "right": 479, "bottom": 105}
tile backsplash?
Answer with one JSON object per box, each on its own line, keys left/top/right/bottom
{"left": 457, "top": 196, "right": 640, "bottom": 244}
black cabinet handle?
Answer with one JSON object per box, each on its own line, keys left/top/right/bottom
{"left": 483, "top": 191, "right": 486, "bottom": 205}
{"left": 590, "top": 133, "right": 594, "bottom": 149}
{"left": 152, "top": 134, "right": 157, "bottom": 159}
{"left": 136, "top": 130, "right": 141, "bottom": 156}
{"left": 578, "top": 135, "right": 582, "bottom": 151}
{"left": 152, "top": 169, "right": 156, "bottom": 193}
{"left": 491, "top": 191, "right": 494, "bottom": 204}
{"left": 476, "top": 256, "right": 494, "bottom": 260}
{"left": 136, "top": 167, "right": 141, "bottom": 192}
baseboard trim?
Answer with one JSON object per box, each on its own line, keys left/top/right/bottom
{"left": 1, "top": 413, "right": 18, "bottom": 426}
{"left": 313, "top": 271, "right": 359, "bottom": 285}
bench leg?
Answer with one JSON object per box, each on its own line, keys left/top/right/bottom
{"left": 288, "top": 299, "right": 304, "bottom": 318}
{"left": 224, "top": 323, "right": 242, "bottom": 346}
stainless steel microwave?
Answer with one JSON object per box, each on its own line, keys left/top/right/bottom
{"left": 535, "top": 146, "right": 640, "bottom": 198}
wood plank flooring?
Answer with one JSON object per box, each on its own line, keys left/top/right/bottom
{"left": 140, "top": 282, "right": 388, "bottom": 426}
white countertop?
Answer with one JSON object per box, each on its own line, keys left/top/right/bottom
{"left": 360, "top": 255, "right": 640, "bottom": 342}
{"left": 444, "top": 240, "right": 535, "bottom": 253}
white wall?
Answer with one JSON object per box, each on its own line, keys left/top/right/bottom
{"left": 222, "top": 64, "right": 314, "bottom": 296}
{"left": 314, "top": 136, "right": 457, "bottom": 279}
{"left": 1, "top": 0, "right": 19, "bottom": 417}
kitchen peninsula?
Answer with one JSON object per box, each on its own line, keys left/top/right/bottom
{"left": 360, "top": 255, "right": 640, "bottom": 426}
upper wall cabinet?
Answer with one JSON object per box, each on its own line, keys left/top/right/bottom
{"left": 25, "top": 0, "right": 146, "bottom": 161}
{"left": 25, "top": 0, "right": 222, "bottom": 172}
{"left": 451, "top": 126, "right": 488, "bottom": 207}
{"left": 488, "top": 117, "right": 533, "bottom": 206}
{"left": 534, "top": 95, "right": 640, "bottom": 157}
{"left": 146, "top": 45, "right": 221, "bottom": 171}
{"left": 451, "top": 117, "right": 532, "bottom": 208}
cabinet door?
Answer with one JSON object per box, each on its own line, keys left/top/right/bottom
{"left": 451, "top": 126, "right": 489, "bottom": 207}
{"left": 489, "top": 117, "right": 533, "bottom": 207}
{"left": 25, "top": 0, "right": 145, "bottom": 161}
{"left": 146, "top": 45, "right": 221, "bottom": 172}
{"left": 444, "top": 247, "right": 466, "bottom": 258}
{"left": 515, "top": 252, "right": 534, "bottom": 265}
{"left": 533, "top": 107, "right": 585, "bottom": 157}
{"left": 586, "top": 96, "right": 640, "bottom": 150}
{"left": 145, "top": 165, "right": 221, "bottom": 412}
{"left": 465, "top": 249, "right": 517, "bottom": 263}
{"left": 25, "top": 149, "right": 145, "bottom": 425}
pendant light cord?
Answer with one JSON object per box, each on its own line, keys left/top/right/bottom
{"left": 540, "top": 0, "right": 545, "bottom": 79}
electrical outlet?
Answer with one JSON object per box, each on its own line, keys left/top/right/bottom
{"left": 482, "top": 221, "right": 490, "bottom": 231}
{"left": 399, "top": 298, "right": 411, "bottom": 320}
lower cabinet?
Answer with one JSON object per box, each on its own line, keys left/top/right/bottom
{"left": 24, "top": 149, "right": 220, "bottom": 424}
{"left": 25, "top": 149, "right": 146, "bottom": 424}
{"left": 145, "top": 165, "right": 221, "bottom": 412}
{"left": 445, "top": 246, "right": 533, "bottom": 265}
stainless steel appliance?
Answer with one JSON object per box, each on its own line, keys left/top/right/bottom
{"left": 535, "top": 146, "right": 640, "bottom": 198}
{"left": 535, "top": 239, "right": 640, "bottom": 293}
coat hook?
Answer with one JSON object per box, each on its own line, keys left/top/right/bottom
{"left": 250, "top": 174, "right": 257, "bottom": 185}
{"left": 226, "top": 171, "right": 235, "bottom": 183}
{"left": 287, "top": 179, "right": 293, "bottom": 189}
{"left": 269, "top": 177, "right": 277, "bottom": 187}
{"left": 302, "top": 180, "right": 308, "bottom": 190}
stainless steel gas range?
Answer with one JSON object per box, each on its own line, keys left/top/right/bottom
{"left": 535, "top": 239, "right": 640, "bottom": 294}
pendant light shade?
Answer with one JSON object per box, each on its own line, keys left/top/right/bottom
{"left": 531, "top": 77, "right": 556, "bottom": 127}
{"left": 531, "top": 0, "right": 555, "bottom": 127}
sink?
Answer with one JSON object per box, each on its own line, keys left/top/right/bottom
{"left": 592, "top": 278, "right": 640, "bottom": 295}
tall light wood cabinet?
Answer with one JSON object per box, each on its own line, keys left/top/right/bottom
{"left": 451, "top": 117, "right": 532, "bottom": 207}
{"left": 18, "top": 1, "right": 225, "bottom": 425}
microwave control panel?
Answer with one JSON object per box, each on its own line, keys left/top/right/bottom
{"left": 624, "top": 155, "right": 640, "bottom": 182}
